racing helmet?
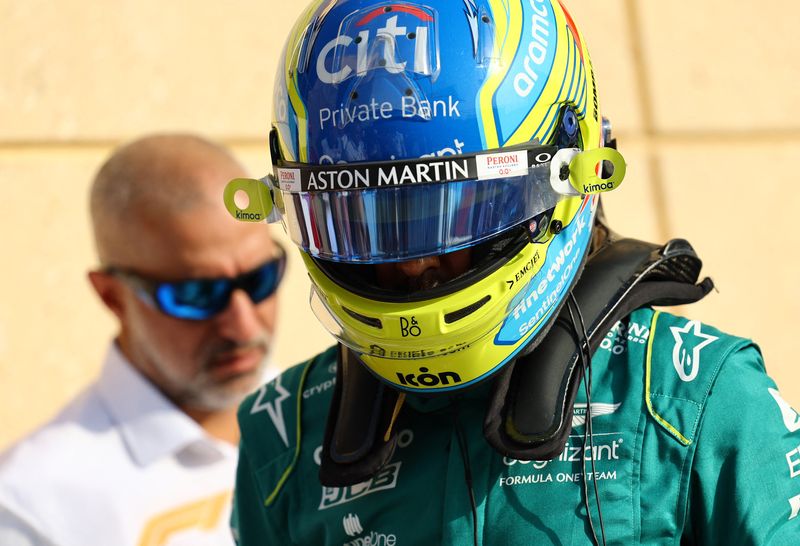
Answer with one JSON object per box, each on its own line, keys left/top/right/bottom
{"left": 225, "top": 0, "right": 625, "bottom": 394}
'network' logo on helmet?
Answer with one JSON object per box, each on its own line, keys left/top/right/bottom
{"left": 316, "top": 6, "right": 437, "bottom": 85}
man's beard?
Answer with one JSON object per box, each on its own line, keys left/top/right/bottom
{"left": 153, "top": 335, "right": 272, "bottom": 412}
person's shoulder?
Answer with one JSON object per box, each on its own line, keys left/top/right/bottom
{"left": 1, "top": 385, "right": 113, "bottom": 475}
{"left": 640, "top": 307, "right": 760, "bottom": 380}
{"left": 632, "top": 308, "right": 764, "bottom": 443}
{"left": 0, "top": 385, "right": 113, "bottom": 533}
{"left": 237, "top": 345, "right": 338, "bottom": 465}
{"left": 616, "top": 307, "right": 760, "bottom": 392}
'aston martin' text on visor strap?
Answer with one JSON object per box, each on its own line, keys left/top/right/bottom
{"left": 222, "top": 144, "right": 626, "bottom": 262}
{"left": 273, "top": 144, "right": 559, "bottom": 193}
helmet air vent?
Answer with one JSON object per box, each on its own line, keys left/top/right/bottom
{"left": 444, "top": 295, "right": 491, "bottom": 324}
{"left": 342, "top": 307, "right": 384, "bottom": 329}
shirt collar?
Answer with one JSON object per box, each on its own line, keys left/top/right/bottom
{"left": 95, "top": 343, "right": 231, "bottom": 467}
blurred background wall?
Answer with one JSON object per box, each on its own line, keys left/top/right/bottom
{"left": 1, "top": 0, "right": 798, "bottom": 449}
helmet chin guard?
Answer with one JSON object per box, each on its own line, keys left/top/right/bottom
{"left": 306, "top": 196, "right": 599, "bottom": 393}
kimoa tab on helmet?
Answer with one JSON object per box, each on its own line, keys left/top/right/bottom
{"left": 568, "top": 147, "right": 627, "bottom": 195}
{"left": 222, "top": 177, "right": 276, "bottom": 223}
{"left": 549, "top": 147, "right": 627, "bottom": 197}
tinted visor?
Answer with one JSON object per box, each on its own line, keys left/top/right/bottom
{"left": 272, "top": 144, "right": 566, "bottom": 263}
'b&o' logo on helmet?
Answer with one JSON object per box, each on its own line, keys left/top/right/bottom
{"left": 315, "top": 7, "right": 437, "bottom": 85}
{"left": 400, "top": 316, "right": 421, "bottom": 337}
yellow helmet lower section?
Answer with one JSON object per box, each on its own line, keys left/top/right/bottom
{"left": 306, "top": 195, "right": 598, "bottom": 392}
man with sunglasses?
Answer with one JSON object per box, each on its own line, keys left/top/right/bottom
{"left": 0, "top": 134, "right": 285, "bottom": 546}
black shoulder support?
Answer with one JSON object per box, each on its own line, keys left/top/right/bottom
{"left": 483, "top": 237, "right": 713, "bottom": 460}
{"left": 319, "top": 237, "right": 713, "bottom": 486}
{"left": 319, "top": 345, "right": 404, "bottom": 487}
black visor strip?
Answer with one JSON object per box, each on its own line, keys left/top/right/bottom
{"left": 273, "top": 144, "right": 558, "bottom": 193}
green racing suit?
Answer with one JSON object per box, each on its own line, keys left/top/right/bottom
{"left": 232, "top": 308, "right": 800, "bottom": 544}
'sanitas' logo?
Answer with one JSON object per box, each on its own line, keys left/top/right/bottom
{"left": 669, "top": 320, "right": 718, "bottom": 382}
{"left": 250, "top": 376, "right": 291, "bottom": 447}
{"left": 342, "top": 513, "right": 363, "bottom": 537}
{"left": 571, "top": 402, "right": 621, "bottom": 427}
{"left": 768, "top": 388, "right": 800, "bottom": 433}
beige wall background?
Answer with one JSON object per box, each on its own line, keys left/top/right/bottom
{"left": 1, "top": 1, "right": 798, "bottom": 449}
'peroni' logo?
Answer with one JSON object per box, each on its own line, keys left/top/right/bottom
{"left": 396, "top": 367, "right": 461, "bottom": 388}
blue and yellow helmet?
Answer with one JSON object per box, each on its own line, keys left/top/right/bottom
{"left": 225, "top": 0, "right": 625, "bottom": 393}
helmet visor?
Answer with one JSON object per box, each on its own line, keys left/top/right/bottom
{"left": 272, "top": 144, "right": 569, "bottom": 263}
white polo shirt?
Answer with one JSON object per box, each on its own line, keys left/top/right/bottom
{"left": 0, "top": 345, "right": 240, "bottom": 546}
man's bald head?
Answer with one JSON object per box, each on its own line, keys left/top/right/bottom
{"left": 90, "top": 134, "right": 247, "bottom": 265}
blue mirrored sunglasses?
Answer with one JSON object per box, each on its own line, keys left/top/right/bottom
{"left": 106, "top": 244, "right": 286, "bottom": 320}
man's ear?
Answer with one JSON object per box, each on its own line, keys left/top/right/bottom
{"left": 87, "top": 271, "right": 126, "bottom": 320}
